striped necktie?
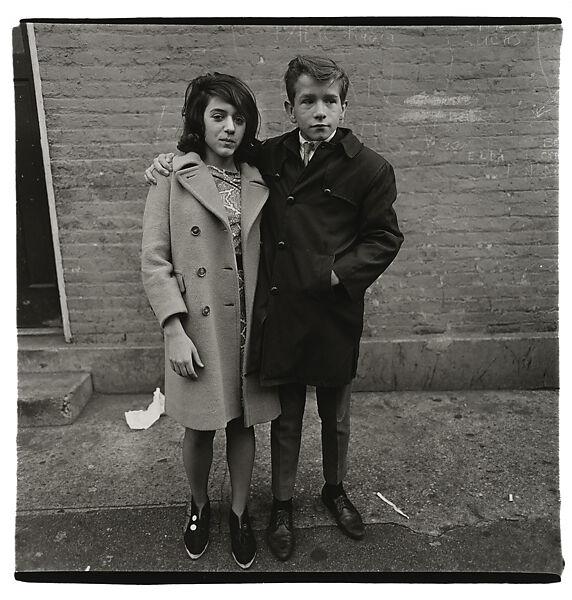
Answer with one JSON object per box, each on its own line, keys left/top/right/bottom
{"left": 302, "top": 141, "right": 317, "bottom": 166}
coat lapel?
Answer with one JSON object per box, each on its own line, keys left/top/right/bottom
{"left": 240, "top": 162, "right": 269, "bottom": 245}
{"left": 174, "top": 153, "right": 229, "bottom": 226}
{"left": 173, "top": 153, "right": 268, "bottom": 243}
{"left": 281, "top": 129, "right": 339, "bottom": 195}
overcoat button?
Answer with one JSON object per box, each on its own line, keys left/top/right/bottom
{"left": 277, "top": 241, "right": 286, "bottom": 249}
{"left": 286, "top": 195, "right": 295, "bottom": 205}
{"left": 202, "top": 306, "right": 210, "bottom": 316}
{"left": 274, "top": 172, "right": 280, "bottom": 180}
{"left": 324, "top": 188, "right": 332, "bottom": 195}
{"left": 270, "top": 286, "right": 279, "bottom": 295}
{"left": 191, "top": 226, "right": 201, "bottom": 236}
{"left": 197, "top": 267, "right": 206, "bottom": 277}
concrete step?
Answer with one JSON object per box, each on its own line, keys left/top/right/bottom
{"left": 16, "top": 331, "right": 559, "bottom": 393}
{"left": 17, "top": 371, "right": 93, "bottom": 427}
{"left": 17, "top": 332, "right": 164, "bottom": 394}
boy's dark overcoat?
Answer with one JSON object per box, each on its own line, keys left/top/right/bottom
{"left": 142, "top": 153, "right": 280, "bottom": 430}
{"left": 248, "top": 128, "right": 403, "bottom": 387}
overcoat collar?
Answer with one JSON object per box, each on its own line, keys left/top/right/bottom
{"left": 173, "top": 152, "right": 268, "bottom": 245}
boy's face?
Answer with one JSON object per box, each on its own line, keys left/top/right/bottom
{"left": 285, "top": 74, "right": 347, "bottom": 142}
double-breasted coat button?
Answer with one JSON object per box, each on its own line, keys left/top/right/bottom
{"left": 191, "top": 225, "right": 201, "bottom": 236}
{"left": 323, "top": 188, "right": 332, "bottom": 195}
{"left": 277, "top": 240, "right": 286, "bottom": 249}
{"left": 274, "top": 172, "right": 280, "bottom": 180}
{"left": 197, "top": 267, "right": 206, "bottom": 277}
{"left": 286, "top": 195, "right": 295, "bottom": 205}
{"left": 270, "top": 286, "right": 279, "bottom": 295}
{"left": 201, "top": 306, "right": 210, "bottom": 316}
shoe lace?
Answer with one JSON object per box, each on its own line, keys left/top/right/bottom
{"left": 334, "top": 494, "right": 353, "bottom": 514}
{"left": 275, "top": 508, "right": 290, "bottom": 528}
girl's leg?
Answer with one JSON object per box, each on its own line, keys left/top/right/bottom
{"left": 225, "top": 417, "right": 255, "bottom": 520}
{"left": 183, "top": 427, "right": 216, "bottom": 513}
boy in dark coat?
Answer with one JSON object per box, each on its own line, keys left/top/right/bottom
{"left": 145, "top": 55, "right": 403, "bottom": 561}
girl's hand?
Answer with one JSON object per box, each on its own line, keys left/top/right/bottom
{"left": 163, "top": 316, "right": 204, "bottom": 379}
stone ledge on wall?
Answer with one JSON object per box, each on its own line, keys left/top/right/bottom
{"left": 18, "top": 332, "right": 558, "bottom": 394}
{"left": 354, "top": 332, "right": 558, "bottom": 391}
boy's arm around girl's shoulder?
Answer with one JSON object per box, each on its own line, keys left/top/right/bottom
{"left": 332, "top": 157, "right": 404, "bottom": 302}
{"left": 141, "top": 171, "right": 188, "bottom": 327}
{"left": 253, "top": 133, "right": 289, "bottom": 169}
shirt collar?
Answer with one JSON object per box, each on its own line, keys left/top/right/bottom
{"left": 299, "top": 129, "right": 337, "bottom": 148}
{"left": 282, "top": 127, "right": 362, "bottom": 160}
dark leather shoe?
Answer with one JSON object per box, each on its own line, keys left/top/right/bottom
{"left": 321, "top": 487, "right": 365, "bottom": 540}
{"left": 229, "top": 506, "right": 257, "bottom": 569}
{"left": 266, "top": 504, "right": 294, "bottom": 561}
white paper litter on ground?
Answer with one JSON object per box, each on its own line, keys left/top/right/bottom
{"left": 375, "top": 491, "right": 410, "bottom": 519}
{"left": 125, "top": 388, "right": 165, "bottom": 429}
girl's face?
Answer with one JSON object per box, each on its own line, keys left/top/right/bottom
{"left": 202, "top": 96, "right": 247, "bottom": 167}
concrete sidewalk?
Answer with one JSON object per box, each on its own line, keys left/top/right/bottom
{"left": 15, "top": 390, "right": 563, "bottom": 581}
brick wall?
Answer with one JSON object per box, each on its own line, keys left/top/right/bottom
{"left": 31, "top": 23, "right": 561, "bottom": 345}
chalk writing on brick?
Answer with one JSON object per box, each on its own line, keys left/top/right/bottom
{"left": 30, "top": 23, "right": 560, "bottom": 342}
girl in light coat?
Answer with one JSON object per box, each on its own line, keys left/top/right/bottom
{"left": 141, "top": 73, "right": 279, "bottom": 569}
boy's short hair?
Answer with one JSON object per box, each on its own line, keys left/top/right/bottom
{"left": 284, "top": 55, "right": 350, "bottom": 104}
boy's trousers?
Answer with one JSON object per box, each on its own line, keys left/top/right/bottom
{"left": 271, "top": 382, "right": 352, "bottom": 500}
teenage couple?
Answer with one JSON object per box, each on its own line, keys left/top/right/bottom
{"left": 142, "top": 54, "right": 403, "bottom": 569}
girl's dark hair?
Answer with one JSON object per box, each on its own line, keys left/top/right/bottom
{"left": 177, "top": 72, "right": 260, "bottom": 164}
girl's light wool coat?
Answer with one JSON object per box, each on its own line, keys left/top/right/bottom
{"left": 141, "top": 153, "right": 280, "bottom": 430}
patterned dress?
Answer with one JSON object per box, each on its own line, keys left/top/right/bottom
{"left": 207, "top": 165, "right": 247, "bottom": 371}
